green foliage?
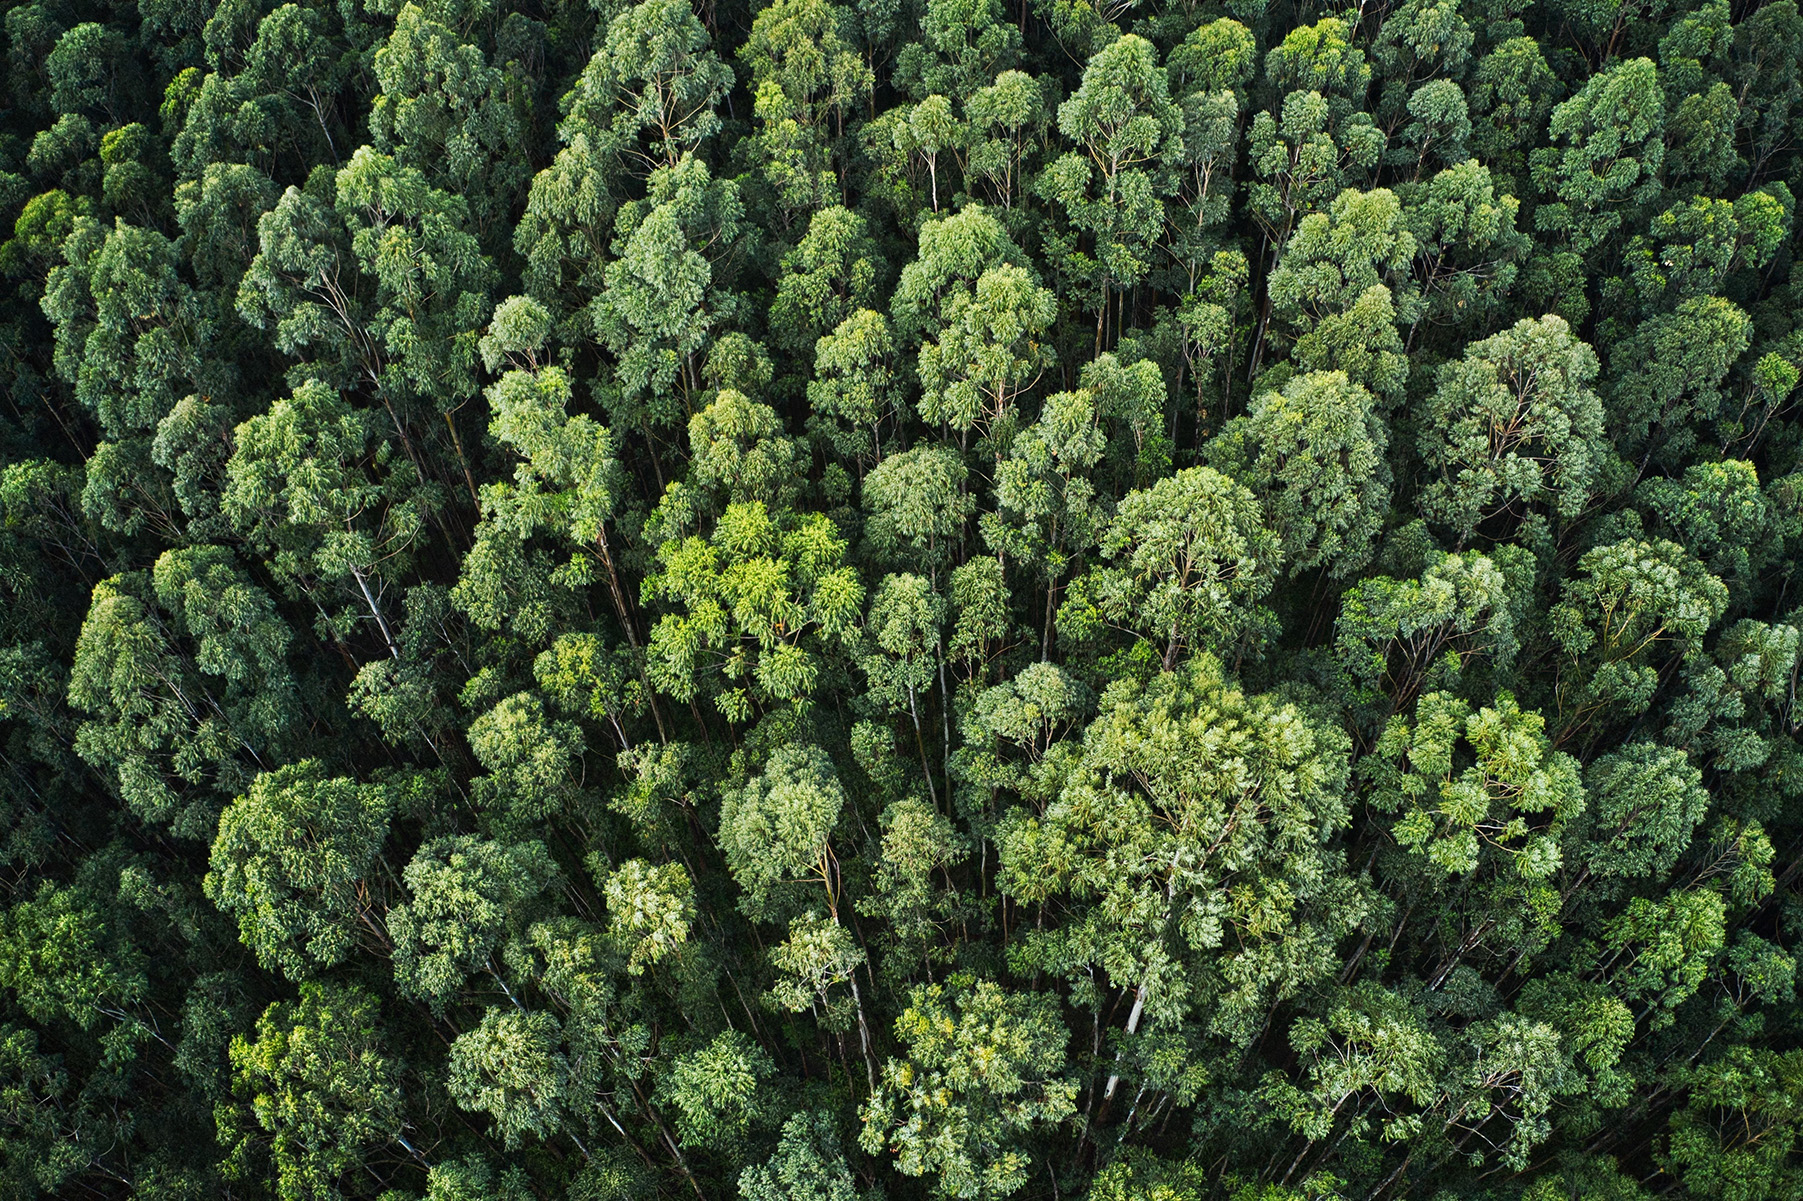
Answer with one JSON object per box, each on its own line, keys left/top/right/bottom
{"left": 644, "top": 501, "right": 863, "bottom": 719}
{"left": 447, "top": 1008, "right": 570, "bottom": 1148}
{"left": 1207, "top": 370, "right": 1389, "bottom": 578}
{"left": 224, "top": 983, "right": 402, "bottom": 1201}
{"left": 206, "top": 761, "right": 392, "bottom": 981}
{"left": 861, "top": 974, "right": 1076, "bottom": 1198}
{"left": 1368, "top": 692, "right": 1584, "bottom": 879}
{"left": 1062, "top": 466, "right": 1279, "bottom": 666}
{"left": 1662, "top": 1046, "right": 1803, "bottom": 1199}
{"left": 719, "top": 742, "right": 846, "bottom": 918}
{"left": 389, "top": 835, "right": 558, "bottom": 1010}
{"left": 7, "top": 0, "right": 1803, "bottom": 1196}
{"left": 1417, "top": 315, "right": 1606, "bottom": 543}
{"left": 601, "top": 857, "right": 694, "bottom": 973}
{"left": 663, "top": 1029, "right": 777, "bottom": 1150}
{"left": 740, "top": 1110, "right": 861, "bottom": 1201}
{"left": 998, "top": 654, "right": 1361, "bottom": 1044}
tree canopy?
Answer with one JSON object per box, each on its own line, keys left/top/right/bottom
{"left": 2, "top": 0, "right": 1803, "bottom": 1196}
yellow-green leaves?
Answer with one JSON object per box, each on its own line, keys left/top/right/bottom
{"left": 224, "top": 983, "right": 402, "bottom": 1201}
{"left": 861, "top": 975, "right": 1076, "bottom": 1199}
{"left": 1369, "top": 692, "right": 1584, "bottom": 880}
{"left": 644, "top": 500, "right": 863, "bottom": 716}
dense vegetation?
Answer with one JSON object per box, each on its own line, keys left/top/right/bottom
{"left": 3, "top": 0, "right": 1803, "bottom": 1194}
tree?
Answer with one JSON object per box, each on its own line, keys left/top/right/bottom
{"left": 205, "top": 761, "right": 392, "bottom": 980}
{"left": 601, "top": 858, "right": 695, "bottom": 974}
{"left": 1038, "top": 34, "right": 1181, "bottom": 350}
{"left": 860, "top": 975, "right": 1076, "bottom": 1199}
{"left": 858, "top": 795, "right": 969, "bottom": 976}
{"left": 1580, "top": 742, "right": 1710, "bottom": 881}
{"left": 389, "top": 835, "right": 559, "bottom": 1011}
{"left": 0, "top": 878, "right": 147, "bottom": 1031}
{"left": 859, "top": 573, "right": 947, "bottom": 799}
{"left": 574, "top": 0, "right": 734, "bottom": 176}
{"left": 368, "top": 2, "right": 527, "bottom": 244}
{"left": 687, "top": 389, "right": 806, "bottom": 511}
{"left": 661, "top": 1030, "right": 777, "bottom": 1151}
{"left": 770, "top": 206, "right": 879, "bottom": 358}
{"left": 766, "top": 909, "right": 868, "bottom": 1024}
{"left": 863, "top": 445, "right": 972, "bottom": 573}
{"left": 41, "top": 216, "right": 211, "bottom": 531}
{"left": 467, "top": 692, "right": 586, "bottom": 825}
{"left": 222, "top": 983, "right": 404, "bottom": 1201}
{"left": 997, "top": 654, "right": 1362, "bottom": 1065}
{"left": 1367, "top": 692, "right": 1585, "bottom": 882}
{"left": 1246, "top": 92, "right": 1385, "bottom": 373}
{"left": 1334, "top": 550, "right": 1523, "bottom": 716}
{"left": 1531, "top": 58, "right": 1666, "bottom": 258}
{"left": 1207, "top": 370, "right": 1388, "bottom": 578}
{"left": 916, "top": 263, "right": 1057, "bottom": 457}
{"left": 809, "top": 309, "right": 904, "bottom": 468}
{"left": 68, "top": 548, "right": 299, "bottom": 837}
{"left": 895, "top": 0, "right": 1020, "bottom": 100}
{"left": 223, "top": 378, "right": 436, "bottom": 658}
{"left": 447, "top": 1009, "right": 570, "bottom": 1148}
{"left": 1417, "top": 315, "right": 1607, "bottom": 544}
{"left": 1264, "top": 187, "right": 1416, "bottom": 404}
{"left": 1059, "top": 466, "right": 1279, "bottom": 668}
{"left": 740, "top": 1110, "right": 861, "bottom": 1201}
{"left": 1403, "top": 160, "right": 1529, "bottom": 335}
{"left": 1549, "top": 538, "right": 1727, "bottom": 735}
{"left": 965, "top": 71, "right": 1054, "bottom": 215}
{"left": 890, "top": 95, "right": 965, "bottom": 216}
{"left": 642, "top": 501, "right": 863, "bottom": 720}
{"left": 890, "top": 205, "right": 1030, "bottom": 346}
{"left": 1470, "top": 38, "right": 1558, "bottom": 186}
{"left": 236, "top": 147, "right": 496, "bottom": 499}
{"left": 1607, "top": 296, "right": 1752, "bottom": 468}
{"left": 737, "top": 0, "right": 872, "bottom": 231}
{"left": 590, "top": 155, "right": 747, "bottom": 434}
{"left": 718, "top": 742, "right": 847, "bottom": 919}
{"left": 478, "top": 344, "right": 645, "bottom": 663}
{"left": 1661, "top": 1047, "right": 1803, "bottom": 1200}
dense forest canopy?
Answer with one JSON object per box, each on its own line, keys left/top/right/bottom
{"left": 3, "top": 0, "right": 1803, "bottom": 1195}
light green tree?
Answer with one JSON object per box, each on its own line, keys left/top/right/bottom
{"left": 860, "top": 975, "right": 1076, "bottom": 1199}
{"left": 642, "top": 501, "right": 863, "bottom": 721}
{"left": 222, "top": 983, "right": 404, "bottom": 1201}
{"left": 1058, "top": 466, "right": 1279, "bottom": 668}
{"left": 997, "top": 655, "right": 1362, "bottom": 1070}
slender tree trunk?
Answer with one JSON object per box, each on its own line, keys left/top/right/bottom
{"left": 350, "top": 565, "right": 400, "bottom": 659}
{"left": 443, "top": 408, "right": 481, "bottom": 508}
{"left": 596, "top": 526, "right": 669, "bottom": 742}
{"left": 908, "top": 683, "right": 940, "bottom": 809}
{"left": 848, "top": 973, "right": 878, "bottom": 1092}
